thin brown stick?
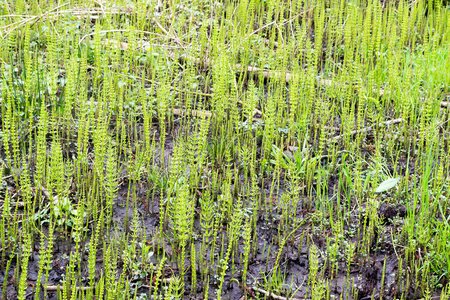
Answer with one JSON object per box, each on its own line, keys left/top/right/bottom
{"left": 142, "top": 277, "right": 173, "bottom": 287}
{"left": 332, "top": 118, "right": 403, "bottom": 141}
{"left": 369, "top": 88, "right": 450, "bottom": 107}
{"left": 40, "top": 186, "right": 60, "bottom": 206}
{"left": 78, "top": 29, "right": 164, "bottom": 48}
{"left": 151, "top": 17, "right": 182, "bottom": 46}
{"left": 102, "top": 39, "right": 182, "bottom": 51}
{"left": 40, "top": 186, "right": 52, "bottom": 200}
{"left": 0, "top": 14, "right": 37, "bottom": 18}
{"left": 236, "top": 64, "right": 341, "bottom": 91}
{"left": 45, "top": 285, "right": 91, "bottom": 291}
{"left": 1, "top": 3, "right": 70, "bottom": 37}
{"left": 324, "top": 125, "right": 341, "bottom": 131}
{"left": 172, "top": 108, "right": 212, "bottom": 118}
{"left": 172, "top": 107, "right": 260, "bottom": 119}
{"left": 252, "top": 286, "right": 307, "bottom": 300}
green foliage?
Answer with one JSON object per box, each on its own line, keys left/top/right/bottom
{"left": 0, "top": 0, "right": 450, "bottom": 299}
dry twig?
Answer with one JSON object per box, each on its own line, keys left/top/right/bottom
{"left": 332, "top": 118, "right": 403, "bottom": 141}
{"left": 45, "top": 285, "right": 91, "bottom": 291}
{"left": 172, "top": 108, "right": 212, "bottom": 118}
{"left": 1, "top": 3, "right": 70, "bottom": 37}
{"left": 252, "top": 286, "right": 307, "bottom": 300}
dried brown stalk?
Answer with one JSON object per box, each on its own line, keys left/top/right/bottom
{"left": 45, "top": 285, "right": 91, "bottom": 291}
{"left": 172, "top": 108, "right": 212, "bottom": 118}
{"left": 252, "top": 286, "right": 307, "bottom": 300}
{"left": 332, "top": 118, "right": 404, "bottom": 141}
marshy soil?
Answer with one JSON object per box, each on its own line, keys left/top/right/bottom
{"left": 0, "top": 122, "right": 438, "bottom": 300}
{"left": 1, "top": 0, "right": 449, "bottom": 298}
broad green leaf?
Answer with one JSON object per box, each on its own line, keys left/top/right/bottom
{"left": 375, "top": 178, "right": 400, "bottom": 193}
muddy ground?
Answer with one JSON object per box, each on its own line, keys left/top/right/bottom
{"left": 0, "top": 123, "right": 442, "bottom": 300}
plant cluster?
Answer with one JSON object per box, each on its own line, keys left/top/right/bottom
{"left": 0, "top": 0, "right": 450, "bottom": 299}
